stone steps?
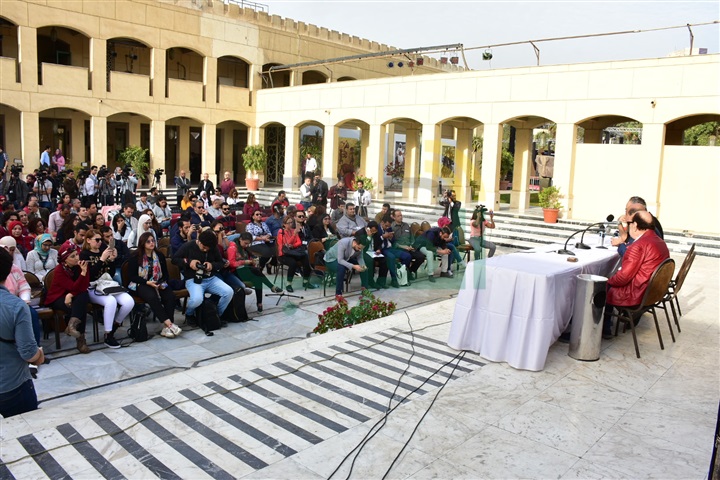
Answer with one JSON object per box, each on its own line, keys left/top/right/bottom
{"left": 151, "top": 187, "right": 720, "bottom": 258}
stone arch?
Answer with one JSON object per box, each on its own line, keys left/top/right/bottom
{"left": 296, "top": 121, "right": 324, "bottom": 180}
{"left": 217, "top": 55, "right": 250, "bottom": 88}
{"left": 301, "top": 70, "right": 327, "bottom": 85}
{"left": 106, "top": 112, "right": 152, "bottom": 169}
{"left": 576, "top": 115, "right": 643, "bottom": 144}
{"left": 36, "top": 26, "right": 90, "bottom": 76}
{"left": 215, "top": 120, "right": 249, "bottom": 180}
{"left": 165, "top": 116, "right": 204, "bottom": 183}
{"left": 0, "top": 17, "right": 19, "bottom": 60}
{"left": 0, "top": 104, "right": 22, "bottom": 161}
{"left": 38, "top": 107, "right": 92, "bottom": 166}
{"left": 107, "top": 37, "right": 152, "bottom": 76}
{"left": 337, "top": 76, "right": 356, "bottom": 82}
{"left": 335, "top": 119, "right": 370, "bottom": 185}
{"left": 378, "top": 117, "right": 424, "bottom": 197}
{"left": 664, "top": 113, "right": 720, "bottom": 146}
{"left": 432, "top": 116, "right": 485, "bottom": 202}
{"left": 261, "top": 63, "right": 290, "bottom": 89}
{"left": 166, "top": 47, "right": 204, "bottom": 82}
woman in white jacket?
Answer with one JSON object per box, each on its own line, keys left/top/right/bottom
{"left": 25, "top": 234, "right": 58, "bottom": 281}
{"left": 127, "top": 214, "right": 157, "bottom": 249}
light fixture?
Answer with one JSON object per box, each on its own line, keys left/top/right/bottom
{"left": 408, "top": 61, "right": 415, "bottom": 68}
{"left": 397, "top": 61, "right": 404, "bottom": 68}
{"left": 482, "top": 49, "right": 493, "bottom": 61}
{"left": 416, "top": 58, "right": 424, "bottom": 66}
{"left": 387, "top": 61, "right": 394, "bottom": 68}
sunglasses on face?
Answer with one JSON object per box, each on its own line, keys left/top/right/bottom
{"left": 91, "top": 237, "right": 102, "bottom": 242}
{"left": 297, "top": 215, "right": 306, "bottom": 219}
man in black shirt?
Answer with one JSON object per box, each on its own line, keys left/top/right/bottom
{"left": 172, "top": 230, "right": 233, "bottom": 323}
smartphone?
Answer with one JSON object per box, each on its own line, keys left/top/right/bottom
{"left": 108, "top": 237, "right": 115, "bottom": 250}
{"left": 160, "top": 282, "right": 168, "bottom": 289}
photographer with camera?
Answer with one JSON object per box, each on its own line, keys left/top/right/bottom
{"left": 33, "top": 169, "right": 53, "bottom": 210}
{"left": 469, "top": 204, "right": 496, "bottom": 259}
{"left": 440, "top": 189, "right": 462, "bottom": 231}
{"left": 172, "top": 229, "right": 234, "bottom": 325}
{"left": 97, "top": 166, "right": 116, "bottom": 207}
{"left": 62, "top": 170, "right": 79, "bottom": 200}
{"left": 3, "top": 163, "right": 30, "bottom": 208}
{"left": 152, "top": 169, "right": 164, "bottom": 189}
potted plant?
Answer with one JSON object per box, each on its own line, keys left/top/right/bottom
{"left": 499, "top": 148, "right": 514, "bottom": 190}
{"left": 538, "top": 185, "right": 563, "bottom": 223}
{"left": 118, "top": 145, "right": 149, "bottom": 185}
{"left": 242, "top": 145, "right": 267, "bottom": 191}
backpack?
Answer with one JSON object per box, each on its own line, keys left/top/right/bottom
{"left": 128, "top": 310, "right": 149, "bottom": 342}
{"left": 198, "top": 297, "right": 222, "bottom": 335}
{"left": 221, "top": 287, "right": 249, "bottom": 323}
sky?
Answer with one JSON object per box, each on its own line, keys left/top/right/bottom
{"left": 261, "top": 1, "right": 719, "bottom": 70}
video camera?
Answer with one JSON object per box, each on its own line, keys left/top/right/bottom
{"left": 98, "top": 164, "right": 109, "bottom": 178}
{"left": 9, "top": 163, "right": 23, "bottom": 177}
{"left": 154, "top": 168, "right": 164, "bottom": 180}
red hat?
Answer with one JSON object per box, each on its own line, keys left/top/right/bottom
{"left": 295, "top": 203, "right": 305, "bottom": 211}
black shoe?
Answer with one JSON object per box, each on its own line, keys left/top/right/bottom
{"left": 286, "top": 285, "right": 294, "bottom": 293}
{"left": 390, "top": 279, "right": 400, "bottom": 288}
{"left": 266, "top": 264, "right": 273, "bottom": 274}
{"left": 602, "top": 331, "right": 614, "bottom": 340}
{"left": 185, "top": 314, "right": 197, "bottom": 327}
{"left": 304, "top": 282, "right": 320, "bottom": 290}
{"left": 104, "top": 334, "right": 121, "bottom": 349}
{"left": 428, "top": 275, "right": 436, "bottom": 283}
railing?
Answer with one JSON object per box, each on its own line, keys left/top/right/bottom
{"left": 166, "top": 78, "right": 204, "bottom": 106}
{"left": 224, "top": 0, "right": 268, "bottom": 13}
{"left": 107, "top": 71, "right": 151, "bottom": 100}
{"left": 38, "top": 63, "right": 91, "bottom": 96}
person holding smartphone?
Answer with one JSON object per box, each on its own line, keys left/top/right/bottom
{"left": 126, "top": 232, "right": 182, "bottom": 339}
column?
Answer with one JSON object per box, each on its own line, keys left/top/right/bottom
{"left": 178, "top": 122, "right": 190, "bottom": 173}
{"left": 479, "top": 123, "right": 502, "bottom": 211}
{"left": 283, "top": 125, "right": 298, "bottom": 190}
{"left": 90, "top": 116, "right": 107, "bottom": 168}
{"left": 322, "top": 125, "right": 338, "bottom": 185}
{"left": 510, "top": 128, "right": 533, "bottom": 211}
{"left": 90, "top": 37, "right": 107, "bottom": 96}
{"left": 202, "top": 124, "right": 217, "bottom": 185}
{"left": 552, "top": 123, "right": 578, "bottom": 218}
{"left": 417, "top": 123, "right": 441, "bottom": 205}
{"left": 454, "top": 128, "right": 473, "bottom": 204}
{"left": 71, "top": 114, "right": 86, "bottom": 166}
{"left": 18, "top": 26, "right": 37, "bottom": 88}
{"left": 639, "top": 123, "right": 666, "bottom": 216}
{"left": 5, "top": 112, "right": 21, "bottom": 162}
{"left": 247, "top": 63, "right": 259, "bottom": 92}
{"left": 364, "top": 124, "right": 385, "bottom": 197}
{"left": 221, "top": 126, "right": 234, "bottom": 175}
{"left": 149, "top": 120, "right": 166, "bottom": 184}
{"left": 360, "top": 127, "right": 370, "bottom": 183}
{"left": 248, "top": 125, "right": 264, "bottom": 146}
{"left": 204, "top": 56, "right": 217, "bottom": 104}
{"left": 20, "top": 111, "right": 39, "bottom": 170}
{"left": 403, "top": 127, "right": 419, "bottom": 201}
{"left": 289, "top": 70, "right": 299, "bottom": 87}
{"left": 151, "top": 48, "right": 166, "bottom": 100}
{"left": 128, "top": 117, "right": 142, "bottom": 147}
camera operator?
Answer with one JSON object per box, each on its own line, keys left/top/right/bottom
{"left": 2, "top": 164, "right": 30, "bottom": 208}
{"left": 33, "top": 169, "right": 53, "bottom": 210}
{"left": 469, "top": 205, "right": 496, "bottom": 259}
{"left": 62, "top": 170, "right": 79, "bottom": 200}
{"left": 119, "top": 167, "right": 138, "bottom": 205}
{"left": 172, "top": 229, "right": 234, "bottom": 324}
{"left": 82, "top": 166, "right": 99, "bottom": 207}
{"left": 440, "top": 189, "right": 462, "bottom": 231}
{"left": 97, "top": 167, "right": 116, "bottom": 207}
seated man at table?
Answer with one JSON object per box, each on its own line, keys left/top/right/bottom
{"left": 611, "top": 196, "right": 664, "bottom": 257}
{"left": 602, "top": 211, "right": 669, "bottom": 337}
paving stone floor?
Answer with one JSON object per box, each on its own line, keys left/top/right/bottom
{"left": 1, "top": 250, "right": 717, "bottom": 479}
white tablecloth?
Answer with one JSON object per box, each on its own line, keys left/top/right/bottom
{"left": 447, "top": 243, "right": 619, "bottom": 371}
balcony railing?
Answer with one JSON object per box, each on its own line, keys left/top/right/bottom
{"left": 39, "top": 63, "right": 91, "bottom": 96}
{"left": 107, "top": 71, "right": 151, "bottom": 100}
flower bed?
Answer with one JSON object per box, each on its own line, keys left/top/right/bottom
{"left": 313, "top": 290, "right": 397, "bottom": 334}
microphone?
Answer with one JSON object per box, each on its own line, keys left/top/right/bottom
{"left": 577, "top": 215, "right": 615, "bottom": 250}
{"left": 557, "top": 228, "right": 586, "bottom": 256}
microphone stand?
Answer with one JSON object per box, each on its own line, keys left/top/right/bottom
{"left": 557, "top": 229, "right": 586, "bottom": 256}
{"left": 576, "top": 222, "right": 611, "bottom": 250}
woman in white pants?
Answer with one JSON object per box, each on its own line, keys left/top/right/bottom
{"left": 80, "top": 229, "right": 135, "bottom": 348}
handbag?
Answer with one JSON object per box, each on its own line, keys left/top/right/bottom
{"left": 283, "top": 244, "right": 307, "bottom": 258}
{"left": 92, "top": 272, "right": 128, "bottom": 296}
{"left": 396, "top": 264, "right": 409, "bottom": 286}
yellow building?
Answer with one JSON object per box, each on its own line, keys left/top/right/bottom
{"left": 1, "top": 0, "right": 719, "bottom": 234}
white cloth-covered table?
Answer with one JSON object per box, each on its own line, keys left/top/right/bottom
{"left": 448, "top": 243, "right": 619, "bottom": 371}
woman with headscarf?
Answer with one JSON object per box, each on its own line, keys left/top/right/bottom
{"left": 127, "top": 214, "right": 156, "bottom": 249}
{"left": 141, "top": 209, "right": 163, "bottom": 240}
{"left": 53, "top": 149, "right": 66, "bottom": 171}
{"left": 45, "top": 244, "right": 91, "bottom": 353}
{"left": 199, "top": 190, "right": 210, "bottom": 210}
{"left": 8, "top": 220, "right": 32, "bottom": 257}
{"left": 25, "top": 233, "right": 58, "bottom": 281}
{"left": 80, "top": 228, "right": 134, "bottom": 349}
{"left": 0, "top": 237, "right": 27, "bottom": 270}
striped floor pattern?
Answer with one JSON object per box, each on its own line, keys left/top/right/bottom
{"left": 1, "top": 327, "right": 484, "bottom": 479}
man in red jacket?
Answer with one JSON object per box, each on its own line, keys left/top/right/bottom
{"left": 603, "top": 211, "right": 669, "bottom": 337}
